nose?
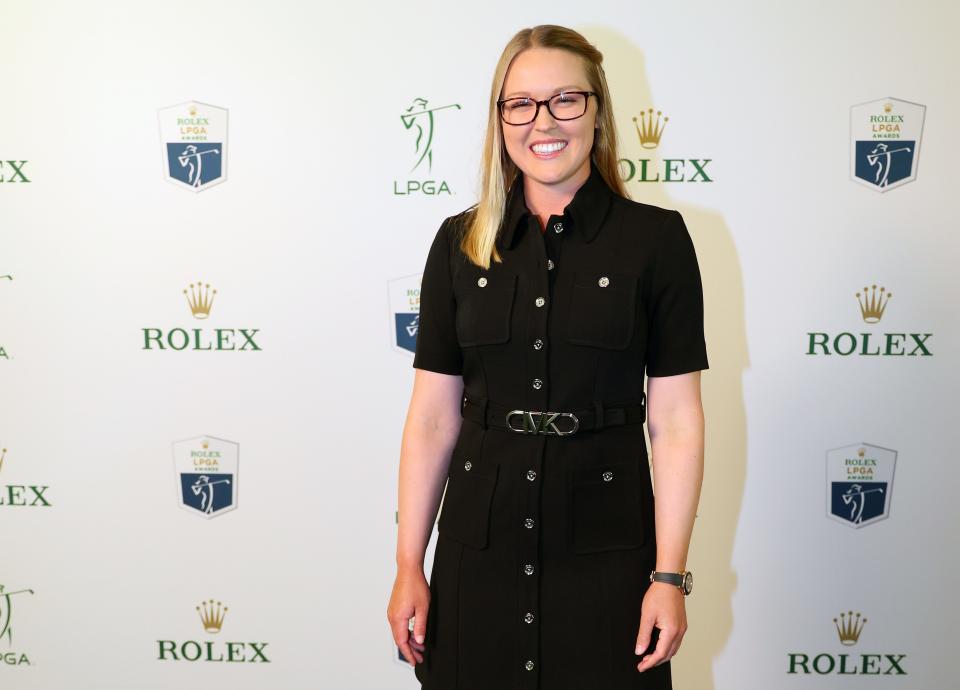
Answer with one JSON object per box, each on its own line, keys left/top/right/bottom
{"left": 533, "top": 101, "right": 559, "bottom": 128}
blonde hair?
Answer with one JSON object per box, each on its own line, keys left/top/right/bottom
{"left": 459, "top": 25, "right": 628, "bottom": 269}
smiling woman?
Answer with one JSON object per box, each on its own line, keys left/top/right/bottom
{"left": 389, "top": 23, "right": 708, "bottom": 690}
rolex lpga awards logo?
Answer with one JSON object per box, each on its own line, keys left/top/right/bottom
{"left": 805, "top": 284, "right": 932, "bottom": 357}
{"left": 141, "top": 280, "right": 262, "bottom": 352}
{"left": 172, "top": 435, "right": 238, "bottom": 518}
{"left": 0, "top": 160, "right": 29, "bottom": 184}
{"left": 826, "top": 443, "right": 896, "bottom": 528}
{"left": 388, "top": 273, "right": 422, "bottom": 355}
{"left": 850, "top": 97, "right": 925, "bottom": 191}
{"left": 0, "top": 447, "right": 52, "bottom": 509}
{"left": 618, "top": 107, "right": 713, "bottom": 184}
{"left": 157, "top": 600, "right": 270, "bottom": 663}
{"left": 788, "top": 610, "right": 906, "bottom": 676}
{"left": 394, "top": 97, "right": 460, "bottom": 196}
{"left": 158, "top": 101, "right": 228, "bottom": 192}
{"left": 0, "top": 583, "right": 35, "bottom": 666}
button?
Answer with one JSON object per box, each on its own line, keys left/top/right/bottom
{"left": 533, "top": 338, "right": 543, "bottom": 350}
{"left": 547, "top": 259, "right": 555, "bottom": 270}
{"left": 477, "top": 277, "right": 487, "bottom": 287}
{"left": 598, "top": 276, "right": 610, "bottom": 287}
{"left": 524, "top": 518, "right": 535, "bottom": 529}
{"left": 602, "top": 470, "right": 613, "bottom": 481}
{"left": 553, "top": 221, "right": 564, "bottom": 233}
{"left": 524, "top": 564, "right": 535, "bottom": 575}
{"left": 526, "top": 469, "right": 537, "bottom": 481}
{"left": 464, "top": 461, "right": 473, "bottom": 471}
{"left": 532, "top": 378, "right": 542, "bottom": 390}
{"left": 535, "top": 296, "right": 545, "bottom": 307}
{"left": 525, "top": 660, "right": 535, "bottom": 671}
{"left": 524, "top": 612, "right": 535, "bottom": 623}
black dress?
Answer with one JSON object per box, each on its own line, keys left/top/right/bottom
{"left": 411, "top": 161, "right": 709, "bottom": 690}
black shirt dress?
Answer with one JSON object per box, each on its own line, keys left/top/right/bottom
{"left": 411, "top": 161, "right": 709, "bottom": 690}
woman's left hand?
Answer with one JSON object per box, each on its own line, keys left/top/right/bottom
{"left": 635, "top": 581, "right": 687, "bottom": 672}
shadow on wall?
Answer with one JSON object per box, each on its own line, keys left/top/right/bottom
{"left": 581, "top": 25, "right": 749, "bottom": 690}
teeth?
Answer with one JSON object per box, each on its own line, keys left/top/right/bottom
{"left": 531, "top": 141, "right": 567, "bottom": 154}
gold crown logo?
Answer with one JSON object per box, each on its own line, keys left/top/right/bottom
{"left": 883, "top": 102, "right": 893, "bottom": 113}
{"left": 633, "top": 108, "right": 669, "bottom": 149}
{"left": 189, "top": 105, "right": 198, "bottom": 117}
{"left": 183, "top": 281, "right": 217, "bottom": 319}
{"left": 202, "top": 440, "right": 209, "bottom": 449}
{"left": 196, "top": 600, "right": 228, "bottom": 633}
{"left": 833, "top": 611, "right": 866, "bottom": 646}
{"left": 0, "top": 447, "right": 6, "bottom": 473}
{"left": 855, "top": 285, "right": 891, "bottom": 323}
{"left": 857, "top": 447, "right": 865, "bottom": 458}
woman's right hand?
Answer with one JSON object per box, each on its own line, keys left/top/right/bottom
{"left": 387, "top": 568, "right": 430, "bottom": 667}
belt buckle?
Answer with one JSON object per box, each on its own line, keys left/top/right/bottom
{"left": 505, "top": 410, "right": 579, "bottom": 436}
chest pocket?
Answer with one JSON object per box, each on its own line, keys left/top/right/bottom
{"left": 567, "top": 459, "right": 647, "bottom": 554}
{"left": 437, "top": 457, "right": 499, "bottom": 549}
{"left": 455, "top": 272, "right": 517, "bottom": 347}
{"left": 564, "top": 271, "right": 638, "bottom": 350}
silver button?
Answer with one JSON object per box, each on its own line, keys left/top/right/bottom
{"left": 524, "top": 612, "right": 535, "bottom": 624}
{"left": 533, "top": 338, "right": 543, "bottom": 350}
{"left": 464, "top": 461, "right": 473, "bottom": 471}
{"left": 598, "top": 276, "right": 610, "bottom": 287}
{"left": 526, "top": 469, "right": 537, "bottom": 481}
{"left": 547, "top": 259, "right": 555, "bottom": 270}
{"left": 535, "top": 296, "right": 545, "bottom": 307}
{"left": 525, "top": 660, "right": 535, "bottom": 671}
{"left": 553, "top": 222, "right": 564, "bottom": 233}
{"left": 477, "top": 277, "right": 487, "bottom": 287}
{"left": 524, "top": 564, "right": 535, "bottom": 575}
{"left": 532, "top": 378, "right": 542, "bottom": 390}
{"left": 602, "top": 471, "right": 613, "bottom": 481}
{"left": 524, "top": 518, "right": 535, "bottom": 529}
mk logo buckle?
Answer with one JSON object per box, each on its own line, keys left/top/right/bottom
{"left": 505, "top": 410, "right": 579, "bottom": 436}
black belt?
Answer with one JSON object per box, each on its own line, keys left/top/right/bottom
{"left": 461, "top": 394, "right": 645, "bottom": 436}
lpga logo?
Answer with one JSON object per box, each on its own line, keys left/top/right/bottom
{"left": 394, "top": 97, "right": 460, "bottom": 196}
{"left": 172, "top": 435, "right": 239, "bottom": 518}
{"left": 0, "top": 584, "right": 34, "bottom": 666}
{"left": 158, "top": 101, "right": 228, "bottom": 192}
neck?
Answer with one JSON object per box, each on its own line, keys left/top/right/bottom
{"left": 523, "top": 161, "right": 591, "bottom": 230}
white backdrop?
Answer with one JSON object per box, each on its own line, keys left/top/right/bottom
{"left": 1, "top": 0, "right": 957, "bottom": 688}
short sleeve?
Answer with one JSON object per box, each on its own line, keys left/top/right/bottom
{"left": 645, "top": 210, "right": 709, "bottom": 377}
{"left": 412, "top": 218, "right": 464, "bottom": 375}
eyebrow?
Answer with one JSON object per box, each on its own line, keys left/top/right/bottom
{"left": 503, "top": 84, "right": 587, "bottom": 99}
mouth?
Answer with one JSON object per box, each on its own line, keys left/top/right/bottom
{"left": 529, "top": 140, "right": 568, "bottom": 158}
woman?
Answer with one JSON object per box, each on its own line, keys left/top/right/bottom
{"left": 388, "top": 24, "right": 707, "bottom": 689}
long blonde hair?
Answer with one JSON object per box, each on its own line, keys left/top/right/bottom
{"left": 460, "top": 25, "right": 628, "bottom": 269}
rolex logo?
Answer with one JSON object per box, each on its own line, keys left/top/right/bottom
{"left": 196, "top": 600, "right": 227, "bottom": 633}
{"left": 834, "top": 611, "right": 866, "bottom": 646}
{"left": 856, "top": 285, "right": 891, "bottom": 323}
{"left": 633, "top": 108, "right": 669, "bottom": 149}
{"left": 184, "top": 281, "right": 217, "bottom": 320}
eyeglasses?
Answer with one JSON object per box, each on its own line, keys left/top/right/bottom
{"left": 497, "top": 90, "right": 596, "bottom": 126}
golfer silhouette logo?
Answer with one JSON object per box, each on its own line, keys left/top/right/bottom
{"left": 0, "top": 585, "right": 34, "bottom": 647}
{"left": 190, "top": 474, "right": 231, "bottom": 516}
{"left": 401, "top": 97, "right": 461, "bottom": 173}
{"left": 172, "top": 435, "right": 239, "bottom": 519}
{"left": 177, "top": 144, "right": 221, "bottom": 188}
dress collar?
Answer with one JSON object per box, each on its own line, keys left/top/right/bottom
{"left": 496, "top": 161, "right": 613, "bottom": 250}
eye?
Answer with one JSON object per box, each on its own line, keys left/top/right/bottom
{"left": 505, "top": 98, "right": 533, "bottom": 110}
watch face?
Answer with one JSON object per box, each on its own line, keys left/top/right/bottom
{"left": 682, "top": 571, "right": 693, "bottom": 594}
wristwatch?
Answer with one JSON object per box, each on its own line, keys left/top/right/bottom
{"left": 649, "top": 570, "right": 693, "bottom": 596}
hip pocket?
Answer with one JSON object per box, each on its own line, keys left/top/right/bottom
{"left": 437, "top": 457, "right": 499, "bottom": 550}
{"left": 567, "top": 458, "right": 647, "bottom": 554}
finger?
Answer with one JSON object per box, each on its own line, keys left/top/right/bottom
{"left": 637, "top": 627, "right": 673, "bottom": 672}
{"left": 390, "top": 616, "right": 417, "bottom": 667}
{"left": 634, "top": 615, "right": 655, "bottom": 655}
{"left": 406, "top": 616, "right": 424, "bottom": 664}
{"left": 413, "top": 604, "right": 428, "bottom": 646}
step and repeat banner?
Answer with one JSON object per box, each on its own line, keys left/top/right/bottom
{"left": 1, "top": 1, "right": 956, "bottom": 688}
